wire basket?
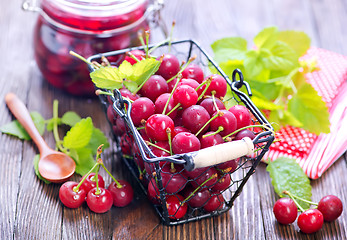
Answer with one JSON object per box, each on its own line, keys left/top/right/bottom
{"left": 87, "top": 39, "right": 275, "bottom": 225}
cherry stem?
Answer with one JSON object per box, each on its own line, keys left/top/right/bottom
{"left": 148, "top": 37, "right": 170, "bottom": 55}
{"left": 94, "top": 163, "right": 101, "bottom": 195}
{"left": 283, "top": 190, "right": 318, "bottom": 206}
{"left": 166, "top": 103, "right": 181, "bottom": 116}
{"left": 162, "top": 74, "right": 182, "bottom": 115}
{"left": 211, "top": 93, "right": 220, "bottom": 112}
{"left": 166, "top": 55, "right": 196, "bottom": 84}
{"left": 222, "top": 124, "right": 269, "bottom": 140}
{"left": 168, "top": 21, "right": 175, "bottom": 52}
{"left": 195, "top": 111, "right": 220, "bottom": 137}
{"left": 126, "top": 51, "right": 141, "bottom": 63}
{"left": 95, "top": 89, "right": 113, "bottom": 96}
{"left": 52, "top": 100, "right": 67, "bottom": 154}
{"left": 283, "top": 190, "right": 306, "bottom": 212}
{"left": 145, "top": 30, "right": 150, "bottom": 58}
{"left": 101, "top": 56, "right": 111, "bottom": 67}
{"left": 146, "top": 141, "right": 171, "bottom": 154}
{"left": 69, "top": 51, "right": 98, "bottom": 69}
{"left": 182, "top": 173, "right": 218, "bottom": 203}
{"left": 73, "top": 161, "right": 100, "bottom": 192}
{"left": 202, "top": 126, "right": 224, "bottom": 138}
{"left": 100, "top": 163, "right": 122, "bottom": 188}
{"left": 167, "top": 129, "right": 173, "bottom": 156}
{"left": 196, "top": 77, "right": 212, "bottom": 101}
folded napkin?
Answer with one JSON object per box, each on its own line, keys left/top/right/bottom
{"left": 263, "top": 47, "right": 347, "bottom": 179}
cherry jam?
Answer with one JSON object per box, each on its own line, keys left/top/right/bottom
{"left": 33, "top": 0, "right": 150, "bottom": 96}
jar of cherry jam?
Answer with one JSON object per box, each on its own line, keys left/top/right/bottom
{"left": 23, "top": 0, "right": 164, "bottom": 96}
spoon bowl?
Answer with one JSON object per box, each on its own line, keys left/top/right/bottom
{"left": 5, "top": 93, "right": 75, "bottom": 183}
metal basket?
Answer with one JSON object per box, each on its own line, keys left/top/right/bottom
{"left": 87, "top": 39, "right": 274, "bottom": 225}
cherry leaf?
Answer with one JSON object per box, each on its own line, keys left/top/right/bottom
{"left": 266, "top": 157, "right": 312, "bottom": 210}
{"left": 128, "top": 58, "right": 161, "bottom": 85}
{"left": 90, "top": 66, "right": 124, "bottom": 90}
{"left": 63, "top": 117, "right": 93, "bottom": 149}
{"left": 69, "top": 148, "right": 96, "bottom": 176}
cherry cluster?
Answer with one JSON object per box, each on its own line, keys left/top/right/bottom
{"left": 59, "top": 146, "right": 134, "bottom": 213}
{"left": 106, "top": 49, "right": 261, "bottom": 219}
{"left": 273, "top": 191, "right": 343, "bottom": 234}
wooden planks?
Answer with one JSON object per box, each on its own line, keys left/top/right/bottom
{"left": 0, "top": 0, "right": 346, "bottom": 239}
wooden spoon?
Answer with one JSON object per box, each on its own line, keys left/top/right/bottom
{"left": 5, "top": 93, "right": 75, "bottom": 183}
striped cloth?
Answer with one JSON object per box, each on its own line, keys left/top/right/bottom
{"left": 263, "top": 47, "right": 347, "bottom": 179}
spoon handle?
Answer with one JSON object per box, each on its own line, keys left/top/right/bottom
{"left": 5, "top": 93, "right": 50, "bottom": 154}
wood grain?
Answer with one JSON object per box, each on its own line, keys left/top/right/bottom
{"left": 0, "top": 0, "right": 346, "bottom": 239}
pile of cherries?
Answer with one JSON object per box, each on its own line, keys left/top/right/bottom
{"left": 105, "top": 48, "right": 261, "bottom": 220}
{"left": 273, "top": 191, "right": 343, "bottom": 234}
{"left": 59, "top": 146, "right": 134, "bottom": 213}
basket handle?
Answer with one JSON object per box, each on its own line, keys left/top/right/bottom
{"left": 183, "top": 137, "right": 254, "bottom": 171}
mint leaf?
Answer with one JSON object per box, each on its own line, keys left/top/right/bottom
{"left": 263, "top": 41, "right": 298, "bottom": 71}
{"left": 128, "top": 58, "right": 161, "bottom": 85}
{"left": 278, "top": 31, "right": 311, "bottom": 57}
{"left": 0, "top": 112, "right": 45, "bottom": 140}
{"left": 69, "top": 148, "right": 96, "bottom": 176}
{"left": 244, "top": 50, "right": 264, "bottom": 78}
{"left": 266, "top": 157, "right": 312, "bottom": 209}
{"left": 253, "top": 26, "right": 278, "bottom": 49}
{"left": 211, "top": 37, "right": 248, "bottom": 63}
{"left": 90, "top": 66, "right": 124, "bottom": 90}
{"left": 61, "top": 111, "right": 81, "bottom": 127}
{"left": 87, "top": 127, "right": 110, "bottom": 155}
{"left": 288, "top": 83, "right": 330, "bottom": 134}
{"left": 63, "top": 117, "right": 93, "bottom": 149}
{"left": 33, "top": 154, "right": 51, "bottom": 184}
{"left": 46, "top": 117, "right": 61, "bottom": 131}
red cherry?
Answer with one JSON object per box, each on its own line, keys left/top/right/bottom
{"left": 173, "top": 85, "right": 198, "bottom": 108}
{"left": 273, "top": 198, "right": 298, "bottom": 225}
{"left": 181, "top": 63, "right": 204, "bottom": 83}
{"left": 79, "top": 173, "right": 105, "bottom": 193}
{"left": 297, "top": 209, "right": 324, "bottom": 234}
{"left": 108, "top": 180, "right": 134, "bottom": 207}
{"left": 59, "top": 181, "right": 86, "bottom": 208}
{"left": 86, "top": 187, "right": 113, "bottom": 213}
{"left": 156, "top": 54, "right": 180, "bottom": 80}
{"left": 172, "top": 132, "right": 201, "bottom": 154}
{"left": 182, "top": 105, "right": 210, "bottom": 135}
{"left": 183, "top": 187, "right": 211, "bottom": 208}
{"left": 203, "top": 194, "right": 225, "bottom": 212}
{"left": 228, "top": 105, "right": 252, "bottom": 129}
{"left": 317, "top": 195, "right": 343, "bottom": 222}
{"left": 130, "top": 97, "right": 155, "bottom": 126}
{"left": 145, "top": 114, "right": 174, "bottom": 141}
{"left": 166, "top": 195, "right": 188, "bottom": 219}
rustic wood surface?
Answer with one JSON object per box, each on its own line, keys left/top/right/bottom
{"left": 1, "top": 0, "right": 346, "bottom": 239}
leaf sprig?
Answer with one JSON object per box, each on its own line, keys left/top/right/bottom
{"left": 211, "top": 26, "right": 330, "bottom": 135}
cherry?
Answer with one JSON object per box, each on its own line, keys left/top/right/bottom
{"left": 107, "top": 104, "right": 117, "bottom": 125}
{"left": 228, "top": 105, "right": 252, "bottom": 129}
{"left": 108, "top": 180, "right": 134, "bottom": 207}
{"left": 200, "top": 132, "right": 224, "bottom": 149}
{"left": 234, "top": 129, "right": 256, "bottom": 140}
{"left": 119, "top": 87, "right": 139, "bottom": 101}
{"left": 317, "top": 195, "right": 343, "bottom": 222}
{"left": 79, "top": 172, "right": 105, "bottom": 193}
{"left": 210, "top": 110, "right": 237, "bottom": 137}
{"left": 216, "top": 158, "right": 239, "bottom": 173}
{"left": 172, "top": 85, "right": 198, "bottom": 108}
{"left": 124, "top": 49, "right": 145, "bottom": 65}
{"left": 166, "top": 194, "right": 188, "bottom": 219}
{"left": 211, "top": 173, "right": 231, "bottom": 193}
{"left": 200, "top": 97, "right": 226, "bottom": 116}
{"left": 183, "top": 187, "right": 211, "bottom": 208}
{"left": 181, "top": 63, "right": 204, "bottom": 83}
{"left": 177, "top": 78, "right": 200, "bottom": 89}
{"left": 297, "top": 209, "right": 324, "bottom": 234}
{"left": 130, "top": 97, "right": 155, "bottom": 126}
{"left": 120, "top": 133, "right": 132, "bottom": 155}
{"left": 190, "top": 167, "right": 218, "bottom": 189}
{"left": 149, "top": 141, "right": 171, "bottom": 157}
{"left": 113, "top": 116, "right": 127, "bottom": 136}
{"left": 203, "top": 194, "right": 225, "bottom": 212}
{"left": 172, "top": 132, "right": 201, "bottom": 154}
{"left": 59, "top": 181, "right": 87, "bottom": 208}
{"left": 86, "top": 187, "right": 113, "bottom": 213}
{"left": 161, "top": 164, "right": 188, "bottom": 194}
{"left": 145, "top": 114, "right": 174, "bottom": 141}
{"left": 184, "top": 167, "right": 209, "bottom": 179}
{"left": 182, "top": 105, "right": 210, "bottom": 135}
{"left": 273, "top": 198, "right": 298, "bottom": 225}
{"left": 147, "top": 177, "right": 161, "bottom": 204}
{"left": 172, "top": 126, "right": 190, "bottom": 139}
{"left": 156, "top": 53, "right": 180, "bottom": 80}
{"left": 140, "top": 75, "right": 169, "bottom": 102}
{"left": 154, "top": 93, "right": 178, "bottom": 119}
{"left": 201, "top": 74, "right": 227, "bottom": 98}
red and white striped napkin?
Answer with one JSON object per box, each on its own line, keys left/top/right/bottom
{"left": 263, "top": 47, "right": 347, "bottom": 179}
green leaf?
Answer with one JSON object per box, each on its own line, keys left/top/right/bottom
{"left": 87, "top": 127, "right": 110, "bottom": 155}
{"left": 128, "top": 58, "right": 161, "bottom": 85}
{"left": 278, "top": 30, "right": 311, "bottom": 57}
{"left": 90, "top": 66, "right": 124, "bottom": 90}
{"left": 46, "top": 118, "right": 61, "bottom": 132}
{"left": 250, "top": 95, "right": 283, "bottom": 111}
{"left": 266, "top": 157, "right": 312, "bottom": 209}
{"left": 263, "top": 41, "right": 298, "bottom": 71}
{"left": 69, "top": 148, "right": 96, "bottom": 176}
{"left": 118, "top": 60, "right": 134, "bottom": 79}
{"left": 0, "top": 112, "right": 45, "bottom": 140}
{"left": 33, "top": 154, "right": 51, "bottom": 184}
{"left": 244, "top": 50, "right": 264, "bottom": 78}
{"left": 63, "top": 117, "right": 93, "bottom": 149}
{"left": 253, "top": 26, "right": 278, "bottom": 49}
{"left": 61, "top": 111, "right": 81, "bottom": 127}
{"left": 123, "top": 80, "right": 138, "bottom": 93}
{"left": 211, "top": 37, "right": 248, "bottom": 63}
{"left": 288, "top": 83, "right": 330, "bottom": 134}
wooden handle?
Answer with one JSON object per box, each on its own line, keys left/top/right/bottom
{"left": 190, "top": 137, "right": 254, "bottom": 169}
{"left": 5, "top": 93, "right": 49, "bottom": 153}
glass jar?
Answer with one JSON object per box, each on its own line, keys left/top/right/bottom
{"left": 24, "top": 0, "right": 164, "bottom": 96}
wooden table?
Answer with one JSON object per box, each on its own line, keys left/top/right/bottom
{"left": 1, "top": 0, "right": 346, "bottom": 239}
